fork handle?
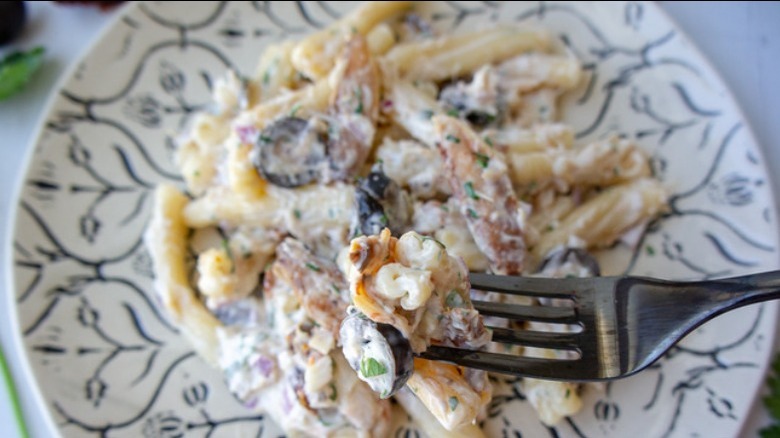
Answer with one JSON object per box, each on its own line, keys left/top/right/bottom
{"left": 632, "top": 269, "right": 780, "bottom": 339}
{"left": 692, "top": 269, "right": 780, "bottom": 309}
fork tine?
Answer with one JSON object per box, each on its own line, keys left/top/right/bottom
{"left": 472, "top": 300, "right": 578, "bottom": 324}
{"left": 488, "top": 326, "right": 580, "bottom": 351}
{"left": 418, "top": 346, "right": 587, "bottom": 381}
{"left": 469, "top": 272, "right": 577, "bottom": 299}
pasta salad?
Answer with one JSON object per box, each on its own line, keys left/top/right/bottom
{"left": 144, "top": 1, "right": 668, "bottom": 436}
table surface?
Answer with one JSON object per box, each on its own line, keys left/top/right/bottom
{"left": 1, "top": 1, "right": 778, "bottom": 437}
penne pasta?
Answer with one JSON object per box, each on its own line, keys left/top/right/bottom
{"left": 384, "top": 26, "right": 553, "bottom": 81}
{"left": 144, "top": 185, "right": 222, "bottom": 365}
{"left": 532, "top": 178, "right": 668, "bottom": 262}
{"left": 291, "top": 1, "right": 413, "bottom": 79}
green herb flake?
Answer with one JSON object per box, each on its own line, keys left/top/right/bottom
{"left": 417, "top": 235, "right": 445, "bottom": 249}
{"left": 646, "top": 245, "right": 656, "bottom": 256}
{"left": 262, "top": 69, "right": 270, "bottom": 85}
{"left": 448, "top": 396, "right": 459, "bottom": 411}
{"left": 420, "top": 109, "right": 434, "bottom": 120}
{"left": 464, "top": 181, "right": 479, "bottom": 200}
{"left": 467, "top": 208, "right": 479, "bottom": 219}
{"left": 354, "top": 86, "right": 363, "bottom": 114}
{"left": 259, "top": 134, "right": 273, "bottom": 144}
{"left": 565, "top": 388, "right": 571, "bottom": 399}
{"left": 305, "top": 262, "right": 321, "bottom": 272}
{"left": 329, "top": 382, "right": 338, "bottom": 401}
{"left": 293, "top": 209, "right": 302, "bottom": 219}
{"left": 474, "top": 152, "right": 490, "bottom": 168}
{"left": 0, "top": 47, "right": 46, "bottom": 101}
{"left": 445, "top": 290, "right": 464, "bottom": 308}
{"left": 761, "top": 353, "right": 780, "bottom": 435}
{"left": 221, "top": 239, "right": 236, "bottom": 273}
{"left": 446, "top": 109, "right": 460, "bottom": 117}
{"left": 483, "top": 136, "right": 494, "bottom": 147}
{"left": 290, "top": 103, "right": 302, "bottom": 117}
{"left": 360, "top": 357, "right": 387, "bottom": 378}
{"left": 445, "top": 134, "right": 461, "bottom": 144}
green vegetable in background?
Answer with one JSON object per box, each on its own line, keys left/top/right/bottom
{"left": 0, "top": 46, "right": 45, "bottom": 101}
{"left": 761, "top": 352, "right": 780, "bottom": 437}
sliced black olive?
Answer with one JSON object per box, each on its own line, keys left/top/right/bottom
{"left": 439, "top": 83, "right": 500, "bottom": 129}
{"left": 465, "top": 110, "right": 497, "bottom": 128}
{"left": 353, "top": 165, "right": 411, "bottom": 236}
{"left": 538, "top": 246, "right": 601, "bottom": 277}
{"left": 359, "top": 166, "right": 392, "bottom": 200}
{"left": 339, "top": 309, "right": 413, "bottom": 398}
{"left": 253, "top": 116, "right": 329, "bottom": 187}
{"left": 356, "top": 188, "right": 388, "bottom": 237}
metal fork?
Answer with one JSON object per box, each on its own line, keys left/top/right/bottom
{"left": 418, "top": 270, "right": 780, "bottom": 381}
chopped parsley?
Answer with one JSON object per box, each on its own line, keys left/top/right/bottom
{"left": 448, "top": 396, "right": 459, "bottom": 411}
{"left": 420, "top": 109, "right": 434, "bottom": 119}
{"left": 464, "top": 181, "right": 479, "bottom": 200}
{"left": 259, "top": 134, "right": 272, "bottom": 144}
{"left": 360, "top": 357, "right": 387, "bottom": 378}
{"left": 761, "top": 353, "right": 780, "bottom": 437}
{"left": 445, "top": 134, "right": 461, "bottom": 143}
{"left": 329, "top": 382, "right": 338, "bottom": 401}
{"left": 446, "top": 109, "right": 460, "bottom": 117}
{"left": 289, "top": 103, "right": 302, "bottom": 117}
{"left": 467, "top": 208, "right": 479, "bottom": 219}
{"left": 415, "top": 234, "right": 446, "bottom": 249}
{"left": 305, "top": 262, "right": 321, "bottom": 272}
{"left": 293, "top": 209, "right": 302, "bottom": 219}
{"left": 646, "top": 245, "right": 656, "bottom": 256}
{"left": 483, "top": 136, "right": 494, "bottom": 147}
{"left": 221, "top": 239, "right": 235, "bottom": 273}
{"left": 354, "top": 86, "right": 363, "bottom": 114}
{"left": 474, "top": 152, "right": 490, "bottom": 168}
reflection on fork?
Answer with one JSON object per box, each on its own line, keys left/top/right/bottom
{"left": 418, "top": 271, "right": 780, "bottom": 381}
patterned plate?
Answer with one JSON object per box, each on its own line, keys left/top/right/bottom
{"left": 9, "top": 1, "right": 779, "bottom": 437}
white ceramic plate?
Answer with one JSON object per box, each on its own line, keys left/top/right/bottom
{"left": 9, "top": 1, "right": 779, "bottom": 437}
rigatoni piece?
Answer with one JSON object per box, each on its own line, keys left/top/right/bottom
{"left": 434, "top": 115, "right": 527, "bottom": 275}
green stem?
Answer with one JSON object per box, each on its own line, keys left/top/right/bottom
{"left": 0, "top": 344, "right": 29, "bottom": 438}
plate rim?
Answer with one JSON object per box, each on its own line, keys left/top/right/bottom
{"left": 4, "top": 1, "right": 779, "bottom": 437}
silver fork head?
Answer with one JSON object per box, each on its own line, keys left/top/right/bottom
{"left": 420, "top": 274, "right": 668, "bottom": 381}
